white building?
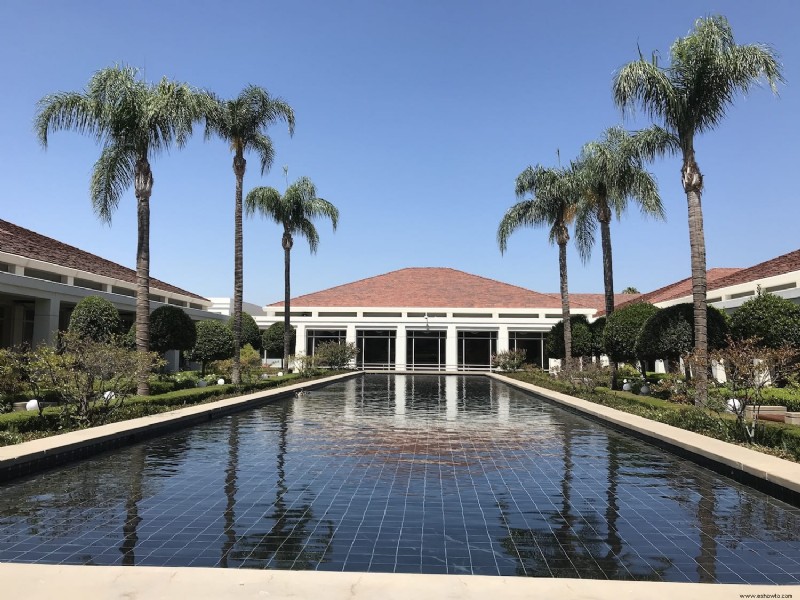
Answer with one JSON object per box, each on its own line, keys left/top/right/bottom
{"left": 0, "top": 219, "right": 224, "bottom": 349}
{"left": 612, "top": 248, "right": 800, "bottom": 314}
{"left": 256, "top": 267, "right": 609, "bottom": 371}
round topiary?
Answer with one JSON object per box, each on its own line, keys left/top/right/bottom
{"left": 603, "top": 302, "right": 659, "bottom": 364}
{"left": 228, "top": 312, "right": 262, "bottom": 351}
{"left": 150, "top": 305, "right": 197, "bottom": 354}
{"left": 589, "top": 316, "right": 606, "bottom": 358}
{"left": 730, "top": 291, "right": 800, "bottom": 348}
{"left": 635, "top": 303, "right": 729, "bottom": 363}
{"left": 262, "top": 322, "right": 296, "bottom": 358}
{"left": 68, "top": 296, "right": 121, "bottom": 343}
{"left": 190, "top": 320, "right": 235, "bottom": 374}
{"left": 546, "top": 314, "right": 593, "bottom": 359}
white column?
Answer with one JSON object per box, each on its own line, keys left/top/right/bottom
{"left": 497, "top": 325, "right": 510, "bottom": 353}
{"left": 295, "top": 324, "right": 307, "bottom": 355}
{"left": 32, "top": 297, "right": 60, "bottom": 346}
{"left": 395, "top": 325, "right": 407, "bottom": 371}
{"left": 446, "top": 325, "right": 458, "bottom": 372}
{"left": 346, "top": 323, "right": 357, "bottom": 368}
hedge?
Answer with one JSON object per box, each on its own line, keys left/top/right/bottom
{"left": 0, "top": 373, "right": 321, "bottom": 443}
{"left": 506, "top": 370, "right": 800, "bottom": 462}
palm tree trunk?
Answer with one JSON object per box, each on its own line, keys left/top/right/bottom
{"left": 134, "top": 157, "right": 152, "bottom": 396}
{"left": 559, "top": 239, "right": 573, "bottom": 371}
{"left": 231, "top": 152, "right": 246, "bottom": 385}
{"left": 682, "top": 149, "right": 708, "bottom": 405}
{"left": 282, "top": 232, "right": 293, "bottom": 371}
{"left": 598, "top": 201, "right": 618, "bottom": 389}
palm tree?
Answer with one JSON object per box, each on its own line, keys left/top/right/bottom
{"left": 245, "top": 177, "right": 339, "bottom": 370}
{"left": 498, "top": 165, "right": 581, "bottom": 371}
{"left": 36, "top": 65, "right": 212, "bottom": 395}
{"left": 205, "top": 86, "right": 295, "bottom": 384}
{"left": 613, "top": 15, "right": 783, "bottom": 404}
{"left": 574, "top": 125, "right": 674, "bottom": 388}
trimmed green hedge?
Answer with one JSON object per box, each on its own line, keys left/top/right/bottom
{"left": 507, "top": 370, "right": 800, "bottom": 462}
{"left": 0, "top": 373, "right": 337, "bottom": 444}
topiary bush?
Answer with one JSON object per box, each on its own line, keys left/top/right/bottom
{"left": 589, "top": 316, "right": 606, "bottom": 359}
{"left": 150, "top": 305, "right": 197, "bottom": 354}
{"left": 190, "top": 320, "right": 235, "bottom": 375}
{"left": 262, "top": 322, "right": 296, "bottom": 358}
{"left": 730, "top": 290, "right": 800, "bottom": 349}
{"left": 228, "top": 312, "right": 262, "bottom": 351}
{"left": 635, "top": 303, "right": 729, "bottom": 364}
{"left": 68, "top": 296, "right": 121, "bottom": 343}
{"left": 546, "top": 314, "right": 593, "bottom": 359}
{"left": 603, "top": 302, "right": 659, "bottom": 364}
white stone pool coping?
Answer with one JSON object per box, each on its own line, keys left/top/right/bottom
{"left": 2, "top": 562, "right": 798, "bottom": 600}
{"left": 1, "top": 371, "right": 799, "bottom": 598}
{"left": 489, "top": 372, "right": 800, "bottom": 496}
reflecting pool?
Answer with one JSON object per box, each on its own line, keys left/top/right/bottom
{"left": 1, "top": 374, "right": 799, "bottom": 583}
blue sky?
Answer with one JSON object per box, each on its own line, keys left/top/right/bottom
{"left": 1, "top": 1, "right": 798, "bottom": 306}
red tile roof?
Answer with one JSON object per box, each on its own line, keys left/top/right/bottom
{"left": 610, "top": 267, "right": 742, "bottom": 313}
{"left": 707, "top": 248, "right": 800, "bottom": 293}
{"left": 0, "top": 219, "right": 207, "bottom": 301}
{"left": 269, "top": 267, "right": 597, "bottom": 310}
{"left": 572, "top": 293, "right": 641, "bottom": 314}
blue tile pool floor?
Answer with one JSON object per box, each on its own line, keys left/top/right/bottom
{"left": 0, "top": 374, "right": 799, "bottom": 583}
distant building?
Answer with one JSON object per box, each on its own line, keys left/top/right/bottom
{"left": 0, "top": 219, "right": 223, "bottom": 348}
{"left": 256, "top": 267, "right": 608, "bottom": 371}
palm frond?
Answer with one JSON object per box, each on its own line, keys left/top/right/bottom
{"left": 297, "top": 218, "right": 321, "bottom": 254}
{"left": 251, "top": 133, "right": 275, "bottom": 175}
{"left": 244, "top": 186, "right": 283, "bottom": 219}
{"left": 35, "top": 92, "right": 103, "bottom": 147}
{"left": 89, "top": 143, "right": 136, "bottom": 223}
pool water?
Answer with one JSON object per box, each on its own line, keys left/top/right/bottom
{"left": 0, "top": 374, "right": 799, "bottom": 583}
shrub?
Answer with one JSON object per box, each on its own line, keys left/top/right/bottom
{"left": 26, "top": 331, "right": 163, "bottom": 423}
{"left": 635, "top": 303, "right": 729, "bottom": 364}
{"left": 709, "top": 337, "right": 800, "bottom": 442}
{"left": 0, "top": 348, "right": 27, "bottom": 398}
{"left": 149, "top": 305, "right": 197, "bottom": 353}
{"left": 228, "top": 312, "right": 262, "bottom": 351}
{"left": 730, "top": 290, "right": 800, "bottom": 349}
{"left": 313, "top": 341, "right": 358, "bottom": 370}
{"left": 492, "top": 349, "right": 527, "bottom": 372}
{"left": 603, "top": 302, "right": 659, "bottom": 364}
{"left": 262, "top": 322, "right": 296, "bottom": 358}
{"left": 209, "top": 344, "right": 263, "bottom": 383}
{"left": 589, "top": 317, "right": 606, "bottom": 359}
{"left": 546, "top": 315, "right": 593, "bottom": 359}
{"left": 190, "top": 320, "right": 235, "bottom": 375}
{"left": 291, "top": 353, "right": 320, "bottom": 377}
{"left": 68, "top": 296, "right": 121, "bottom": 343}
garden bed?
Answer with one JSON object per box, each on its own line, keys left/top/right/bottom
{"left": 506, "top": 370, "right": 800, "bottom": 462}
{"left": 0, "top": 372, "right": 345, "bottom": 447}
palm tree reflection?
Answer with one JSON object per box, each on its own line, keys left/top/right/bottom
{"left": 229, "top": 406, "right": 334, "bottom": 568}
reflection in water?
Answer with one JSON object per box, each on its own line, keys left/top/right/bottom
{"left": 220, "top": 418, "right": 239, "bottom": 568}
{"left": 229, "top": 405, "right": 334, "bottom": 569}
{"left": 0, "top": 375, "right": 799, "bottom": 582}
{"left": 119, "top": 445, "right": 146, "bottom": 565}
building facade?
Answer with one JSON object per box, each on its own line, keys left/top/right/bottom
{"left": 256, "top": 268, "right": 604, "bottom": 371}
{"left": 0, "top": 219, "right": 223, "bottom": 349}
